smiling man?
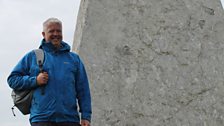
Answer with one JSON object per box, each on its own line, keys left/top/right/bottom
{"left": 7, "top": 18, "right": 92, "bottom": 126}
{"left": 42, "top": 19, "right": 63, "bottom": 49}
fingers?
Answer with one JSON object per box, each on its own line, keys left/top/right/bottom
{"left": 37, "top": 72, "right": 49, "bottom": 86}
{"left": 42, "top": 72, "right": 48, "bottom": 81}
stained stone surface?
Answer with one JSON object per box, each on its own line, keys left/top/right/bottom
{"left": 73, "top": 0, "right": 224, "bottom": 125}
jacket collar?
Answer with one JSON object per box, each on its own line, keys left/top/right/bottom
{"left": 39, "top": 39, "right": 71, "bottom": 53}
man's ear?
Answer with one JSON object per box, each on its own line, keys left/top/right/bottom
{"left": 42, "top": 32, "right": 45, "bottom": 37}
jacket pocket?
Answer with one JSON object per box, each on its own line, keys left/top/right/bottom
{"left": 63, "top": 63, "right": 78, "bottom": 82}
{"left": 32, "top": 92, "right": 56, "bottom": 113}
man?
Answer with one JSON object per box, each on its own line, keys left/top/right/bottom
{"left": 7, "top": 18, "right": 92, "bottom": 126}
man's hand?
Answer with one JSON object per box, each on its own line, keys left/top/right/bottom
{"left": 36, "top": 72, "right": 48, "bottom": 85}
{"left": 81, "top": 120, "right": 90, "bottom": 126}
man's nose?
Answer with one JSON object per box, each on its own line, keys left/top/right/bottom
{"left": 53, "top": 31, "right": 59, "bottom": 35}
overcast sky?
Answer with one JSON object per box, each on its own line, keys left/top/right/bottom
{"left": 221, "top": 0, "right": 224, "bottom": 8}
{"left": 222, "top": 0, "right": 224, "bottom": 9}
{"left": 0, "top": 0, "right": 81, "bottom": 125}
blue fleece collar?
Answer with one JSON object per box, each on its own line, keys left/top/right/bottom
{"left": 39, "top": 39, "right": 71, "bottom": 53}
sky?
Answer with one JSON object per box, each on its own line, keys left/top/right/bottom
{"left": 221, "top": 0, "right": 224, "bottom": 9}
{"left": 0, "top": 0, "right": 81, "bottom": 125}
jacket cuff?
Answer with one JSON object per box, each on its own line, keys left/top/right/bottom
{"left": 81, "top": 112, "right": 91, "bottom": 122}
{"left": 30, "top": 76, "right": 39, "bottom": 89}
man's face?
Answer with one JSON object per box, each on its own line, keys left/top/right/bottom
{"left": 42, "top": 23, "right": 63, "bottom": 47}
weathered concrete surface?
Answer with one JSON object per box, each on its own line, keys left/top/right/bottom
{"left": 73, "top": 0, "right": 224, "bottom": 125}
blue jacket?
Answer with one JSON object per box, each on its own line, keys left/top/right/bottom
{"left": 7, "top": 40, "right": 92, "bottom": 123}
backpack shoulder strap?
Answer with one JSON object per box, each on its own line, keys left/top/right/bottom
{"left": 33, "top": 49, "right": 44, "bottom": 72}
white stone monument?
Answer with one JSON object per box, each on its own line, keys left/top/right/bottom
{"left": 73, "top": 0, "right": 224, "bottom": 125}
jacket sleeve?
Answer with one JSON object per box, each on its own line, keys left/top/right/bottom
{"left": 7, "top": 51, "right": 39, "bottom": 90}
{"left": 75, "top": 56, "right": 92, "bottom": 122}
